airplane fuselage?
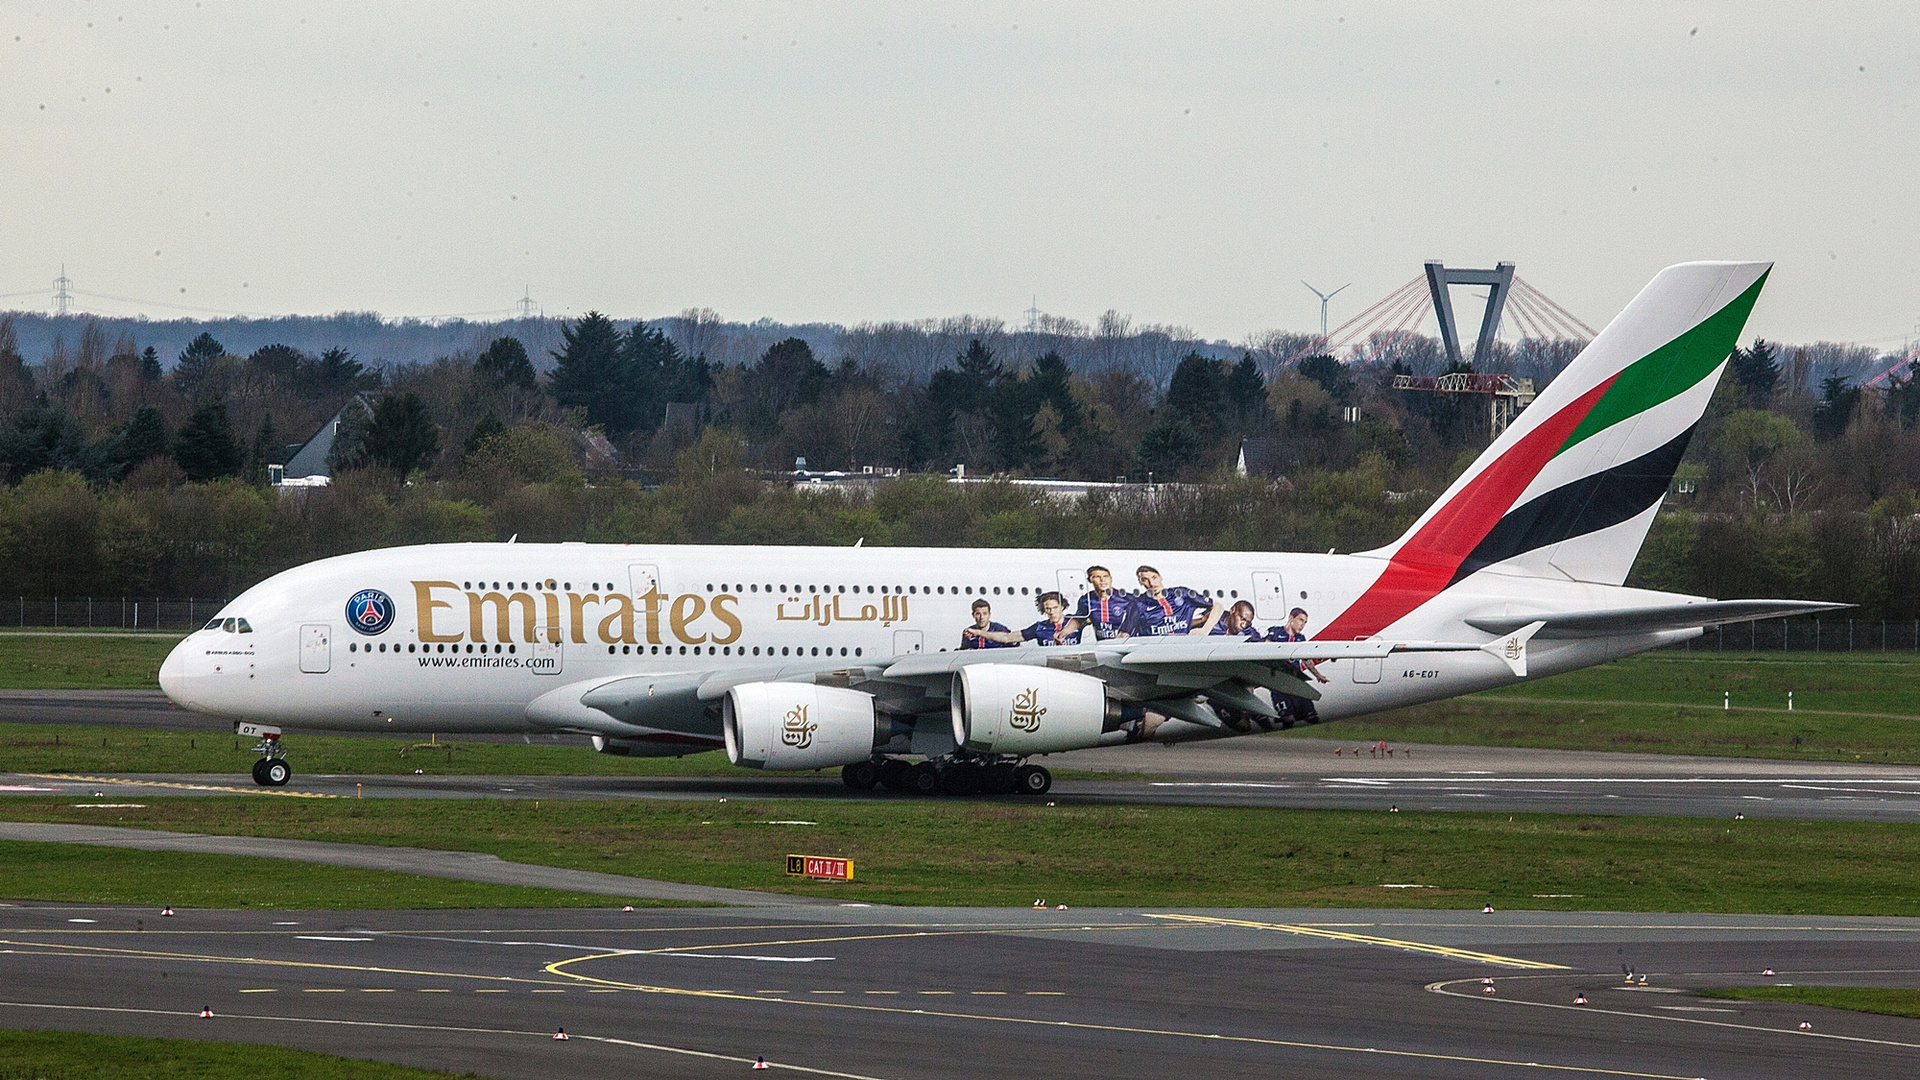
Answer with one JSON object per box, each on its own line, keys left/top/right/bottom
{"left": 160, "top": 541, "right": 1693, "bottom": 741}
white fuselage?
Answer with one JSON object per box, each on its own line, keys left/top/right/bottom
{"left": 158, "top": 542, "right": 1694, "bottom": 747}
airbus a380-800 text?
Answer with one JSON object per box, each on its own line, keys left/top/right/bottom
{"left": 159, "top": 261, "right": 1840, "bottom": 796}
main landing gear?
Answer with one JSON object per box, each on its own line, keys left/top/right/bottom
{"left": 841, "top": 757, "right": 1050, "bottom": 798}
{"left": 245, "top": 726, "right": 292, "bottom": 787}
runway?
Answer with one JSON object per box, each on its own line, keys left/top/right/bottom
{"left": 2, "top": 900, "right": 1918, "bottom": 1079}
{"left": 7, "top": 690, "right": 1920, "bottom": 820}
{"left": 7, "top": 743, "right": 1920, "bottom": 821}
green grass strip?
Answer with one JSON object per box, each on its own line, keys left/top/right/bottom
{"left": 1700, "top": 986, "right": 1920, "bottom": 1019}
{"left": 7, "top": 796, "right": 1920, "bottom": 914}
{"left": 0, "top": 635, "right": 179, "bottom": 690}
{"left": 0, "top": 839, "right": 646, "bottom": 909}
{"left": 1287, "top": 653, "right": 1920, "bottom": 763}
{"left": 0, "top": 1029, "right": 491, "bottom": 1080}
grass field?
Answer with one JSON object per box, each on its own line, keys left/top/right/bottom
{"left": 4, "top": 796, "right": 1919, "bottom": 914}
{"left": 1700, "top": 986, "right": 1920, "bottom": 1019}
{"left": 0, "top": 723, "right": 750, "bottom": 777}
{"left": 0, "top": 1029, "right": 491, "bottom": 1079}
{"left": 0, "top": 839, "right": 636, "bottom": 909}
{"left": 1288, "top": 653, "right": 1920, "bottom": 763}
{"left": 0, "top": 632, "right": 179, "bottom": 690}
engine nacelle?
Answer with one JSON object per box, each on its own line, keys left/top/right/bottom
{"left": 951, "top": 664, "right": 1112, "bottom": 755}
{"left": 723, "top": 682, "right": 879, "bottom": 770}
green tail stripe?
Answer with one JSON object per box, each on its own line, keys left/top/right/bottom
{"left": 1554, "top": 269, "right": 1769, "bottom": 457}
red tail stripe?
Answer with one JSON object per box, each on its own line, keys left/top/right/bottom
{"left": 1318, "top": 375, "right": 1617, "bottom": 640}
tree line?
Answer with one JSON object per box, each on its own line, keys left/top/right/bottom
{"left": 0, "top": 309, "right": 1915, "bottom": 617}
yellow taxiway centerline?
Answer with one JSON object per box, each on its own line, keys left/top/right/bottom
{"left": 1141, "top": 913, "right": 1568, "bottom": 969}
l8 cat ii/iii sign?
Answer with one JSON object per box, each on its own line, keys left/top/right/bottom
{"left": 787, "top": 855, "right": 854, "bottom": 881}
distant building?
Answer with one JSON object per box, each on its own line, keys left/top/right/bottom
{"left": 278, "top": 394, "right": 373, "bottom": 484}
{"left": 1236, "top": 437, "right": 1298, "bottom": 480}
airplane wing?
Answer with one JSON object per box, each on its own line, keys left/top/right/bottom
{"left": 1465, "top": 599, "right": 1850, "bottom": 639}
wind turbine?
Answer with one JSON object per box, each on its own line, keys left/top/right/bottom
{"left": 1302, "top": 280, "right": 1350, "bottom": 338}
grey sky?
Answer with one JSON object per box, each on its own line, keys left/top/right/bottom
{"left": 4, "top": 2, "right": 1915, "bottom": 350}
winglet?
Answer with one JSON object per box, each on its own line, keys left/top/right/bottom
{"left": 1481, "top": 620, "right": 1545, "bottom": 677}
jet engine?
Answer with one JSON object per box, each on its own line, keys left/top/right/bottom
{"left": 723, "top": 682, "right": 880, "bottom": 770}
{"left": 951, "top": 664, "right": 1115, "bottom": 755}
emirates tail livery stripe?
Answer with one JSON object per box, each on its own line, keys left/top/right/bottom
{"left": 1319, "top": 265, "right": 1769, "bottom": 641}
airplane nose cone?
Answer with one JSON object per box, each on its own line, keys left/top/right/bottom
{"left": 158, "top": 637, "right": 195, "bottom": 709}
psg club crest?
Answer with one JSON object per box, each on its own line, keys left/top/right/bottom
{"left": 346, "top": 589, "right": 394, "bottom": 635}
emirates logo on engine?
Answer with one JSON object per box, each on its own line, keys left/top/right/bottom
{"left": 1008, "top": 688, "right": 1046, "bottom": 732}
{"left": 780, "top": 704, "right": 817, "bottom": 749}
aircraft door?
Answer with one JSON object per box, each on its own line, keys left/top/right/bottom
{"left": 892, "top": 629, "right": 923, "bottom": 657}
{"left": 299, "top": 624, "right": 331, "bottom": 674}
{"left": 1251, "top": 571, "right": 1289, "bottom": 621}
{"left": 1056, "top": 568, "right": 1088, "bottom": 604}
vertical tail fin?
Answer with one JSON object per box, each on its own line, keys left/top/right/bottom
{"left": 1323, "top": 261, "right": 1769, "bottom": 639}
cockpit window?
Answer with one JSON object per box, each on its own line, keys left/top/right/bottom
{"left": 206, "top": 618, "right": 253, "bottom": 633}
{"left": 235, "top": 618, "right": 252, "bottom": 633}
{"left": 205, "top": 618, "right": 225, "bottom": 631}
{"left": 221, "top": 618, "right": 237, "bottom": 632}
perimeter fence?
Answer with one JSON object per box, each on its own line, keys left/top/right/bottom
{"left": 1670, "top": 617, "right": 1919, "bottom": 652}
{"left": 1, "top": 598, "right": 233, "bottom": 632}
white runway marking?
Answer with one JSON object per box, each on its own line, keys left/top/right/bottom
{"left": 296, "top": 936, "right": 373, "bottom": 942}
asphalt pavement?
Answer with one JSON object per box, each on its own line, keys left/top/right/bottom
{"left": 2, "top": 900, "right": 1917, "bottom": 1079}
{"left": 7, "top": 689, "right": 1920, "bottom": 819}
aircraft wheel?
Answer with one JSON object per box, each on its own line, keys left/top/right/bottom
{"left": 841, "top": 761, "right": 879, "bottom": 791}
{"left": 263, "top": 759, "right": 292, "bottom": 787}
{"left": 879, "top": 758, "right": 910, "bottom": 791}
{"left": 1014, "top": 764, "right": 1052, "bottom": 796}
{"left": 250, "top": 759, "right": 271, "bottom": 786}
{"left": 982, "top": 764, "right": 1017, "bottom": 795}
{"left": 908, "top": 762, "right": 941, "bottom": 797}
{"left": 941, "top": 764, "right": 982, "bottom": 797}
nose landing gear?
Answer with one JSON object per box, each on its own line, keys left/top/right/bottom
{"left": 238, "top": 723, "right": 292, "bottom": 787}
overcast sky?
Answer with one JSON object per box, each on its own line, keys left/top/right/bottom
{"left": 4, "top": 2, "right": 1915, "bottom": 349}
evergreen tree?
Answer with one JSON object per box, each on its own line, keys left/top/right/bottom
{"left": 1225, "top": 354, "right": 1272, "bottom": 431}
{"left": 117, "top": 406, "right": 171, "bottom": 471}
{"left": 0, "top": 403, "right": 98, "bottom": 481}
{"left": 1166, "top": 353, "right": 1228, "bottom": 422}
{"left": 362, "top": 392, "right": 441, "bottom": 477}
{"left": 299, "top": 347, "right": 367, "bottom": 398}
{"left": 1134, "top": 411, "right": 1204, "bottom": 479}
{"left": 173, "top": 399, "right": 245, "bottom": 481}
{"left": 138, "top": 346, "right": 162, "bottom": 382}
{"left": 621, "top": 321, "right": 695, "bottom": 432}
{"left": 1812, "top": 371, "right": 1861, "bottom": 441}
{"left": 1731, "top": 338, "right": 1781, "bottom": 405}
{"left": 252, "top": 413, "right": 283, "bottom": 466}
{"left": 549, "top": 312, "right": 638, "bottom": 435}
{"left": 173, "top": 332, "right": 226, "bottom": 396}
{"left": 475, "top": 336, "right": 539, "bottom": 392}
{"left": 1296, "top": 354, "right": 1355, "bottom": 405}
{"left": 464, "top": 410, "right": 507, "bottom": 458}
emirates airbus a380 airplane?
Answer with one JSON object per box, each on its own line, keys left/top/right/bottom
{"left": 160, "top": 261, "right": 1840, "bottom": 795}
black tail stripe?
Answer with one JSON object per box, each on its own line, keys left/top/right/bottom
{"left": 1447, "top": 424, "right": 1697, "bottom": 587}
